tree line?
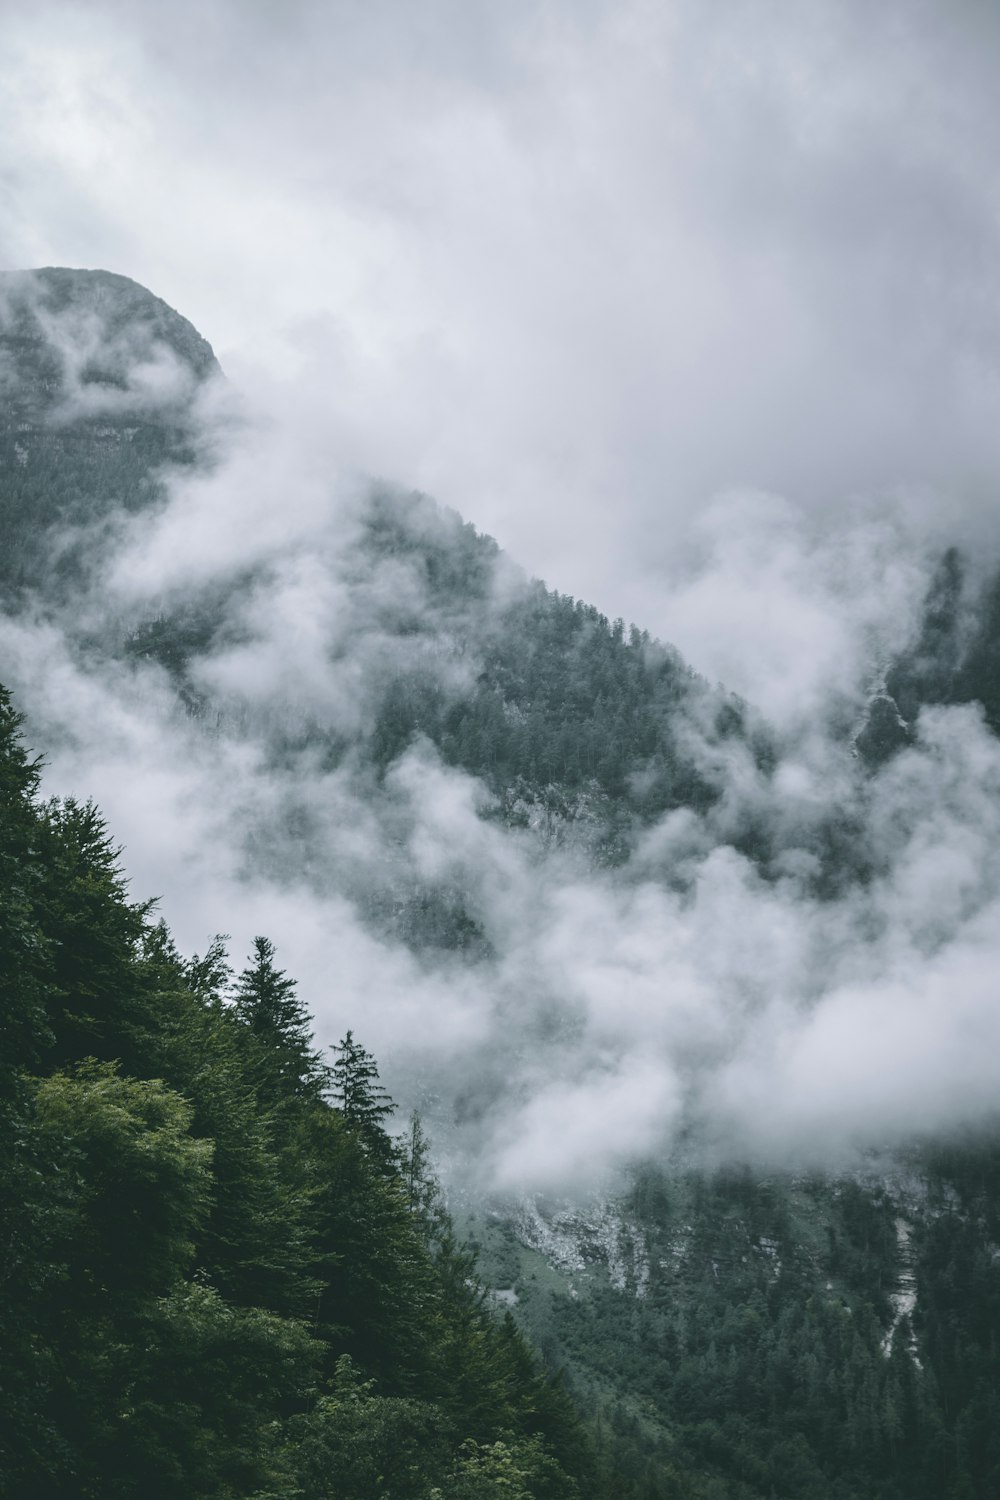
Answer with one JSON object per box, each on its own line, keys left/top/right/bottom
{"left": 0, "top": 682, "right": 600, "bottom": 1499}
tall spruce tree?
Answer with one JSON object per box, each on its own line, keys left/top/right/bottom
{"left": 232, "top": 936, "right": 328, "bottom": 1111}
{"left": 331, "top": 1030, "right": 396, "bottom": 1160}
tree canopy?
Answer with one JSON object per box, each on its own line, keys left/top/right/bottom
{"left": 0, "top": 683, "right": 592, "bottom": 1500}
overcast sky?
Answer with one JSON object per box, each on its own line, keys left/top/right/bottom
{"left": 4, "top": 0, "right": 1000, "bottom": 670}
{"left": 6, "top": 0, "right": 1000, "bottom": 1182}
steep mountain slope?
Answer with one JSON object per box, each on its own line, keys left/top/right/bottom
{"left": 464, "top": 1143, "right": 1000, "bottom": 1499}
{"left": 4, "top": 269, "right": 1000, "bottom": 1499}
{"left": 0, "top": 688, "right": 595, "bottom": 1500}
{"left": 860, "top": 547, "right": 1000, "bottom": 759}
{"left": 0, "top": 267, "right": 219, "bottom": 597}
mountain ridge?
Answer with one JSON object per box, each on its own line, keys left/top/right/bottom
{"left": 4, "top": 267, "right": 1000, "bottom": 1499}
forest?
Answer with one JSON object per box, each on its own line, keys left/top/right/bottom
{"left": 5, "top": 675, "right": 1000, "bottom": 1499}
{"left": 5, "top": 267, "right": 1000, "bottom": 1500}
{"left": 468, "top": 1156, "right": 1000, "bottom": 1499}
{"left": 0, "top": 683, "right": 602, "bottom": 1499}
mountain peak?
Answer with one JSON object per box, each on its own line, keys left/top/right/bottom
{"left": 0, "top": 266, "right": 220, "bottom": 416}
{"left": 0, "top": 268, "right": 220, "bottom": 595}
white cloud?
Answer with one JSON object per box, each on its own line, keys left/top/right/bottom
{"left": 4, "top": 0, "right": 1000, "bottom": 638}
{"left": 5, "top": 0, "right": 1000, "bottom": 1189}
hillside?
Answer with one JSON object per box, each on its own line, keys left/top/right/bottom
{"left": 0, "top": 684, "right": 598, "bottom": 1499}
{"left": 3, "top": 269, "right": 1000, "bottom": 1498}
{"left": 0, "top": 267, "right": 219, "bottom": 597}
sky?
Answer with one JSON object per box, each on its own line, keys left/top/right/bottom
{"left": 4, "top": 0, "right": 1000, "bottom": 1190}
{"left": 4, "top": 0, "right": 1000, "bottom": 680}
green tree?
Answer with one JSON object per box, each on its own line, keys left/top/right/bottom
{"left": 233, "top": 936, "right": 329, "bottom": 1111}
{"left": 331, "top": 1029, "right": 395, "bottom": 1153}
{"left": 430, "top": 1434, "right": 579, "bottom": 1500}
{"left": 400, "top": 1110, "right": 449, "bottom": 1246}
{"left": 34, "top": 797, "right": 153, "bottom": 1072}
{"left": 269, "top": 1353, "right": 453, "bottom": 1500}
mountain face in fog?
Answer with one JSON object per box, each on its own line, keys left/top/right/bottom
{"left": 0, "top": 269, "right": 855, "bottom": 896}
{"left": 858, "top": 547, "right": 1000, "bottom": 763}
{"left": 0, "top": 268, "right": 784, "bottom": 895}
{"left": 0, "top": 268, "right": 218, "bottom": 597}
{"left": 5, "top": 267, "right": 1000, "bottom": 1155}
{"left": 6, "top": 268, "right": 1000, "bottom": 1500}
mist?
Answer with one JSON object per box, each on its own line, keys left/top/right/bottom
{"left": 4, "top": 283, "right": 1000, "bottom": 1195}
{"left": 4, "top": 2, "right": 1000, "bottom": 1193}
{"left": 5, "top": 0, "right": 1000, "bottom": 631}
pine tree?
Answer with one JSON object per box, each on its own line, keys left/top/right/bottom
{"left": 0, "top": 685, "right": 50, "bottom": 1093}
{"left": 232, "top": 936, "right": 328, "bottom": 1111}
{"left": 331, "top": 1030, "right": 396, "bottom": 1158}
{"left": 401, "top": 1111, "right": 448, "bottom": 1243}
{"left": 34, "top": 797, "right": 153, "bottom": 1072}
{"left": 184, "top": 933, "right": 232, "bottom": 1007}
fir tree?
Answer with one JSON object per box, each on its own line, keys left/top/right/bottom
{"left": 232, "top": 936, "right": 328, "bottom": 1110}
{"left": 401, "top": 1111, "right": 450, "bottom": 1248}
{"left": 331, "top": 1030, "right": 396, "bottom": 1155}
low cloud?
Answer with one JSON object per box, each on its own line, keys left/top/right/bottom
{"left": 6, "top": 0, "right": 1000, "bottom": 628}
{"left": 5, "top": 359, "right": 1000, "bottom": 1194}
{"left": 6, "top": 42, "right": 1000, "bottom": 1187}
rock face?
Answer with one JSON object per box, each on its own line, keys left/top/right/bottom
{"left": 504, "top": 1194, "right": 651, "bottom": 1296}
{"left": 0, "top": 268, "right": 220, "bottom": 596}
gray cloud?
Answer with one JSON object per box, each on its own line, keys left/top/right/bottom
{"left": 5, "top": 1, "right": 1000, "bottom": 1190}
{"left": 5, "top": 352, "right": 1000, "bottom": 1192}
{"left": 4, "top": 0, "right": 1000, "bottom": 635}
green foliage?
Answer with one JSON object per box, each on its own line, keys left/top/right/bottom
{"left": 11, "top": 273, "right": 1000, "bottom": 1500}
{"left": 33, "top": 1063, "right": 213, "bottom": 1299}
{"left": 331, "top": 1027, "right": 396, "bottom": 1152}
{"left": 430, "top": 1433, "right": 580, "bottom": 1499}
{"left": 488, "top": 1160, "right": 1000, "bottom": 1500}
{"left": 264, "top": 1353, "right": 454, "bottom": 1499}
{"left": 0, "top": 684, "right": 584, "bottom": 1500}
{"left": 0, "top": 684, "right": 49, "bottom": 1093}
{"left": 119, "top": 1284, "right": 319, "bottom": 1499}
{"left": 34, "top": 796, "right": 153, "bottom": 1069}
{"left": 3, "top": 665, "right": 1000, "bottom": 1498}
{"left": 233, "top": 935, "right": 329, "bottom": 1110}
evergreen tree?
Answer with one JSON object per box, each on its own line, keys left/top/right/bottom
{"left": 0, "top": 685, "right": 50, "bottom": 1091}
{"left": 401, "top": 1110, "right": 450, "bottom": 1246}
{"left": 34, "top": 796, "right": 153, "bottom": 1072}
{"left": 232, "top": 936, "right": 328, "bottom": 1111}
{"left": 331, "top": 1029, "right": 396, "bottom": 1151}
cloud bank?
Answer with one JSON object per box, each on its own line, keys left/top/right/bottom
{"left": 4, "top": 322, "right": 1000, "bottom": 1194}
{"left": 4, "top": 0, "right": 1000, "bottom": 628}
{"left": 4, "top": 2, "right": 1000, "bottom": 1190}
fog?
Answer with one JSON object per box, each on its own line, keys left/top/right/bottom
{"left": 5, "top": 0, "right": 1000, "bottom": 626}
{"left": 3, "top": 3, "right": 1000, "bottom": 1190}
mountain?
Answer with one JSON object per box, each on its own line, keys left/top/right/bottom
{"left": 0, "top": 686, "right": 596, "bottom": 1499}
{"left": 0, "top": 267, "right": 219, "bottom": 598}
{"left": 860, "top": 547, "right": 1000, "bottom": 759}
{"left": 3, "top": 269, "right": 1000, "bottom": 1499}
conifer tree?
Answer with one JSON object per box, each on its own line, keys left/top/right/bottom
{"left": 232, "top": 936, "right": 328, "bottom": 1111}
{"left": 0, "top": 685, "right": 49, "bottom": 1093}
{"left": 331, "top": 1029, "right": 395, "bottom": 1143}
{"left": 401, "top": 1110, "right": 449, "bottom": 1245}
{"left": 34, "top": 797, "right": 152, "bottom": 1072}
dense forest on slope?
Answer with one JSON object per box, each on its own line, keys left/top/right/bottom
{"left": 466, "top": 1151, "right": 1000, "bottom": 1500}
{"left": 0, "top": 268, "right": 218, "bottom": 599}
{"left": 868, "top": 547, "right": 1000, "bottom": 754}
{"left": 10, "top": 647, "right": 998, "bottom": 1497}
{"left": 6, "top": 691, "right": 1000, "bottom": 1497}
{"left": 118, "top": 485, "right": 778, "bottom": 882}
{"left": 0, "top": 683, "right": 604, "bottom": 1499}
{"left": 5, "top": 268, "right": 1000, "bottom": 1499}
